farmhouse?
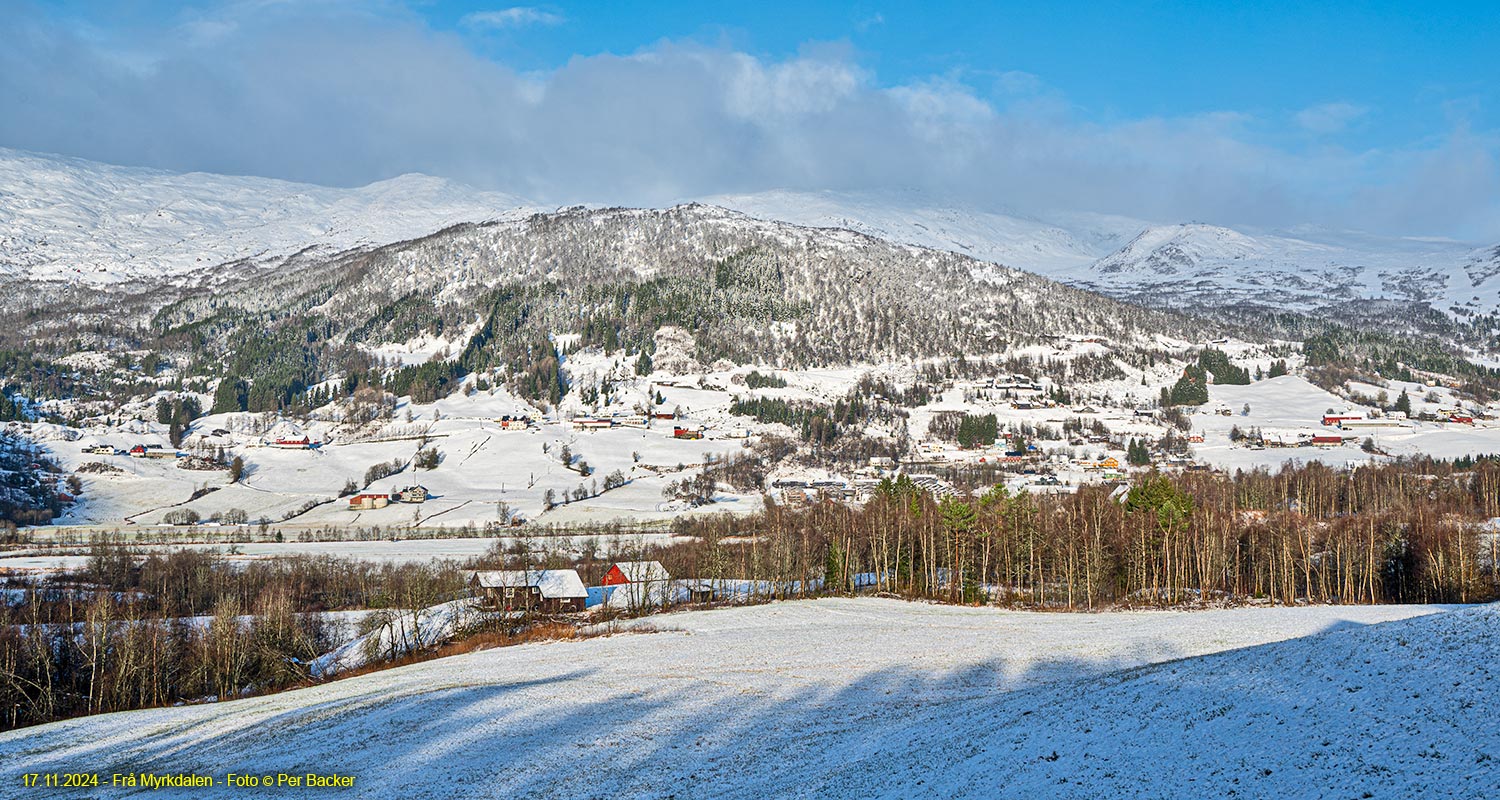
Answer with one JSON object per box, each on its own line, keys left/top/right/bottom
{"left": 1311, "top": 433, "right": 1346, "bottom": 447}
{"left": 571, "top": 417, "right": 613, "bottom": 431}
{"left": 84, "top": 444, "right": 116, "bottom": 455}
{"left": 1261, "top": 430, "right": 1310, "bottom": 447}
{"left": 1339, "top": 418, "right": 1407, "bottom": 430}
{"left": 393, "top": 485, "right": 429, "bottom": 503}
{"left": 470, "top": 570, "right": 588, "bottom": 613}
{"left": 673, "top": 425, "right": 704, "bottom": 440}
{"left": 347, "top": 493, "right": 390, "bottom": 510}
{"left": 268, "top": 436, "right": 314, "bottom": 449}
{"left": 495, "top": 415, "right": 531, "bottom": 431}
{"left": 1322, "top": 414, "right": 1364, "bottom": 426}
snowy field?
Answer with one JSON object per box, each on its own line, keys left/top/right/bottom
{"left": 0, "top": 534, "right": 684, "bottom": 574}
{"left": 3, "top": 598, "right": 1491, "bottom": 799}
{"left": 1193, "top": 375, "right": 1500, "bottom": 471}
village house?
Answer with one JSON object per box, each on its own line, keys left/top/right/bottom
{"left": 470, "top": 570, "right": 588, "bottom": 613}
{"left": 393, "top": 485, "right": 429, "bottom": 503}
{"left": 673, "top": 424, "right": 704, "bottom": 440}
{"left": 496, "top": 415, "right": 531, "bottom": 431}
{"left": 1339, "top": 418, "right": 1407, "bottom": 430}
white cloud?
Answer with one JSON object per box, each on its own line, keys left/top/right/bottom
{"left": 1295, "top": 102, "right": 1369, "bottom": 134}
{"left": 1, "top": 3, "right": 1495, "bottom": 240}
{"left": 461, "top": 7, "right": 564, "bottom": 30}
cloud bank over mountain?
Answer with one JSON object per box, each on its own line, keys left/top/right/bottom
{"left": 3, "top": 1, "right": 1497, "bottom": 239}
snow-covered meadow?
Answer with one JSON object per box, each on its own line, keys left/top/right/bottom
{"left": 2, "top": 598, "right": 1490, "bottom": 799}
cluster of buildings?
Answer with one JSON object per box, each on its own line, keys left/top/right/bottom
{"left": 96, "top": 443, "right": 186, "bottom": 459}
{"left": 467, "top": 560, "right": 689, "bottom": 614}
{"left": 347, "top": 485, "right": 431, "bottom": 510}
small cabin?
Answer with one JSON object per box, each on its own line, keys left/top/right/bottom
{"left": 470, "top": 570, "right": 587, "bottom": 613}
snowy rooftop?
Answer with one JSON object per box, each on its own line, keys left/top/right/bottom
{"left": 471, "top": 569, "right": 587, "bottom": 598}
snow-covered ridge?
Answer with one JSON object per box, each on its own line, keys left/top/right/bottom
{"left": 0, "top": 148, "right": 538, "bottom": 283}
{"left": 704, "top": 189, "right": 1498, "bottom": 314}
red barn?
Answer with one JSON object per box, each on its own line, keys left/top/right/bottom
{"left": 601, "top": 561, "right": 670, "bottom": 587}
{"left": 1322, "top": 414, "right": 1363, "bottom": 426}
{"left": 1311, "top": 434, "right": 1344, "bottom": 446}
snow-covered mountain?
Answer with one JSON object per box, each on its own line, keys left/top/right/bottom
{"left": 0, "top": 148, "right": 537, "bottom": 283}
{"left": 701, "top": 189, "right": 1140, "bottom": 277}
{"left": 705, "top": 190, "right": 1495, "bottom": 315}
{"left": 3, "top": 147, "right": 1495, "bottom": 317}
{"left": 1080, "top": 222, "right": 1487, "bottom": 312}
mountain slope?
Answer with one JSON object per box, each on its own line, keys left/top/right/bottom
{"left": 0, "top": 148, "right": 536, "bottom": 283}
{"left": 144, "top": 202, "right": 1207, "bottom": 388}
{"left": 1082, "top": 222, "right": 1488, "bottom": 312}
{"left": 703, "top": 189, "right": 1139, "bottom": 277}
{"left": 706, "top": 189, "right": 1496, "bottom": 316}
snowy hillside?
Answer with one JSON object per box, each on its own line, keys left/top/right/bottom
{"left": 0, "top": 148, "right": 536, "bottom": 283}
{"left": 1083, "top": 222, "right": 1490, "bottom": 312}
{"left": 703, "top": 189, "right": 1141, "bottom": 276}
{"left": 1, "top": 598, "right": 1485, "bottom": 798}
{"left": 4, "top": 146, "right": 1493, "bottom": 316}
{"left": 706, "top": 189, "right": 1496, "bottom": 315}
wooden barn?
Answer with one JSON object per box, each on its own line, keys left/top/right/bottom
{"left": 600, "top": 562, "right": 672, "bottom": 610}
{"left": 601, "top": 561, "right": 671, "bottom": 587}
{"left": 470, "top": 570, "right": 588, "bottom": 613}
{"left": 348, "top": 493, "right": 390, "bottom": 510}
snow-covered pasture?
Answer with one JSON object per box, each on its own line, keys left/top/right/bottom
{"left": 0, "top": 534, "right": 687, "bottom": 575}
{"left": 2, "top": 598, "right": 1488, "bottom": 799}
{"left": 1194, "top": 375, "right": 1500, "bottom": 471}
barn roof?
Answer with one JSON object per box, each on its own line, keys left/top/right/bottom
{"left": 470, "top": 569, "right": 587, "bottom": 599}
{"left": 610, "top": 561, "right": 670, "bottom": 583}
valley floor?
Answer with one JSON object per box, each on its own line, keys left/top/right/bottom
{"left": 2, "top": 598, "right": 1493, "bottom": 798}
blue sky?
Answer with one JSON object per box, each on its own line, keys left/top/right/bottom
{"left": 5, "top": 1, "right": 1499, "bottom": 237}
